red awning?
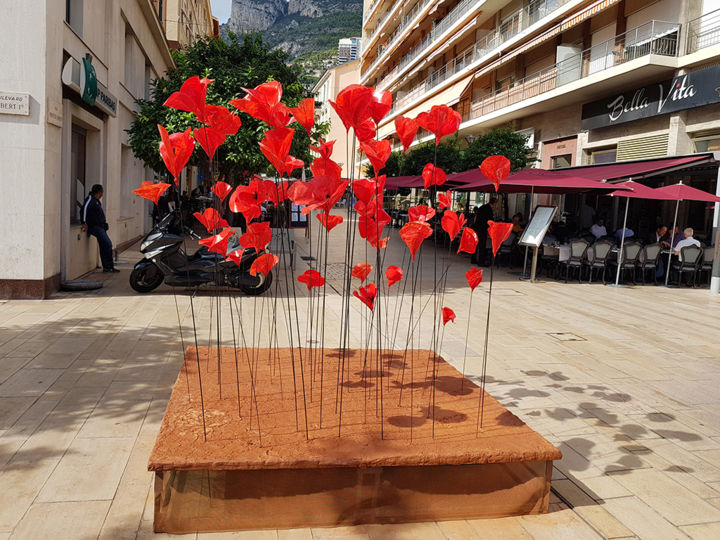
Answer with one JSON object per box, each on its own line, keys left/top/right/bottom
{"left": 450, "top": 168, "right": 630, "bottom": 193}
{"left": 652, "top": 182, "right": 720, "bottom": 202}
{"left": 384, "top": 175, "right": 423, "bottom": 190}
{"left": 555, "top": 155, "right": 713, "bottom": 182}
{"left": 607, "top": 181, "right": 667, "bottom": 199}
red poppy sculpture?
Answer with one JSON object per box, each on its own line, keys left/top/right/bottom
{"left": 199, "top": 228, "right": 235, "bottom": 256}
{"left": 239, "top": 221, "right": 272, "bottom": 253}
{"left": 133, "top": 181, "right": 170, "bottom": 204}
{"left": 259, "top": 127, "right": 304, "bottom": 177}
{"left": 437, "top": 190, "right": 452, "bottom": 210}
{"left": 250, "top": 253, "right": 279, "bottom": 276}
{"left": 328, "top": 84, "right": 375, "bottom": 134}
{"left": 480, "top": 155, "right": 511, "bottom": 192}
{"left": 408, "top": 204, "right": 435, "bottom": 223}
{"left": 395, "top": 116, "right": 418, "bottom": 153}
{"left": 369, "top": 90, "right": 392, "bottom": 125}
{"left": 360, "top": 139, "right": 392, "bottom": 175}
{"left": 212, "top": 181, "right": 233, "bottom": 202}
{"left": 415, "top": 105, "right": 462, "bottom": 145}
{"left": 229, "top": 81, "right": 291, "bottom": 129}
{"left": 441, "top": 211, "right": 466, "bottom": 242}
{"left": 385, "top": 265, "right": 403, "bottom": 288}
{"left": 193, "top": 208, "right": 229, "bottom": 232}
{"left": 289, "top": 98, "right": 315, "bottom": 134}
{"left": 353, "top": 283, "right": 378, "bottom": 311}
{"left": 163, "top": 76, "right": 213, "bottom": 123}
{"left": 158, "top": 125, "right": 195, "bottom": 184}
{"left": 422, "top": 163, "right": 447, "bottom": 189}
{"left": 465, "top": 267, "right": 483, "bottom": 291}
{"left": 316, "top": 213, "right": 343, "bottom": 232}
{"left": 352, "top": 263, "right": 373, "bottom": 283}
{"left": 457, "top": 226, "right": 479, "bottom": 255}
{"left": 442, "top": 307, "right": 456, "bottom": 326}
{"left": 488, "top": 221, "right": 514, "bottom": 257}
{"left": 309, "top": 139, "right": 335, "bottom": 160}
{"left": 400, "top": 221, "right": 432, "bottom": 260}
{"left": 297, "top": 269, "right": 325, "bottom": 291}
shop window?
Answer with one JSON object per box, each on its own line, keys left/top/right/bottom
{"left": 70, "top": 126, "right": 87, "bottom": 225}
{"left": 551, "top": 154, "right": 572, "bottom": 169}
{"left": 693, "top": 135, "right": 720, "bottom": 153}
{"left": 590, "top": 148, "right": 617, "bottom": 164}
{"left": 65, "top": 0, "right": 83, "bottom": 35}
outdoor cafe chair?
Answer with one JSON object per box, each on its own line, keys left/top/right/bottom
{"left": 698, "top": 246, "right": 715, "bottom": 286}
{"left": 637, "top": 243, "right": 662, "bottom": 285}
{"left": 540, "top": 245, "right": 559, "bottom": 278}
{"left": 608, "top": 241, "right": 642, "bottom": 284}
{"left": 671, "top": 246, "right": 703, "bottom": 287}
{"left": 496, "top": 232, "right": 517, "bottom": 267}
{"left": 561, "top": 239, "right": 590, "bottom": 283}
{"left": 583, "top": 239, "right": 613, "bottom": 284}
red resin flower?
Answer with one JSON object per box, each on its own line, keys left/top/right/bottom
{"left": 250, "top": 253, "right": 279, "bottom": 276}
{"left": 212, "top": 181, "right": 233, "bottom": 202}
{"left": 328, "top": 84, "right": 375, "bottom": 133}
{"left": 158, "top": 125, "right": 195, "bottom": 184}
{"left": 465, "top": 267, "right": 483, "bottom": 291}
{"left": 193, "top": 127, "right": 226, "bottom": 160}
{"left": 437, "top": 190, "right": 452, "bottom": 210}
{"left": 369, "top": 90, "right": 392, "bottom": 125}
{"left": 457, "top": 226, "right": 478, "bottom": 254}
{"left": 356, "top": 197, "right": 391, "bottom": 248}
{"left": 229, "top": 178, "right": 263, "bottom": 222}
{"left": 309, "top": 139, "right": 335, "bottom": 160}
{"left": 133, "top": 181, "right": 170, "bottom": 204}
{"left": 480, "top": 155, "right": 511, "bottom": 192}
{"left": 199, "top": 227, "right": 235, "bottom": 255}
{"left": 355, "top": 117, "right": 376, "bottom": 143}
{"left": 289, "top": 98, "right": 315, "bottom": 133}
{"left": 225, "top": 249, "right": 245, "bottom": 267}
{"left": 400, "top": 221, "right": 432, "bottom": 260}
{"left": 163, "top": 76, "right": 213, "bottom": 124}
{"left": 205, "top": 104, "right": 242, "bottom": 135}
{"left": 415, "top": 105, "right": 462, "bottom": 145}
{"left": 193, "top": 208, "right": 229, "bottom": 232}
{"left": 422, "top": 163, "right": 447, "bottom": 189}
{"left": 316, "top": 212, "right": 343, "bottom": 232}
{"left": 488, "top": 220, "right": 514, "bottom": 257}
{"left": 385, "top": 265, "right": 403, "bottom": 288}
{"left": 442, "top": 307, "right": 456, "bottom": 326}
{"left": 395, "top": 116, "right": 418, "bottom": 153}
{"left": 352, "top": 175, "right": 385, "bottom": 204}
{"left": 229, "top": 81, "right": 291, "bottom": 129}
{"left": 239, "top": 221, "right": 272, "bottom": 253}
{"left": 353, "top": 283, "right": 378, "bottom": 311}
{"left": 441, "top": 211, "right": 466, "bottom": 241}
{"left": 360, "top": 139, "right": 391, "bottom": 175}
{"left": 297, "top": 269, "right": 325, "bottom": 291}
{"left": 263, "top": 179, "right": 290, "bottom": 204}
{"left": 408, "top": 204, "right": 435, "bottom": 223}
{"left": 352, "top": 262, "right": 373, "bottom": 283}
{"left": 259, "top": 127, "right": 304, "bottom": 177}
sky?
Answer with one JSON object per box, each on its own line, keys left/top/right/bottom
{"left": 210, "top": 0, "right": 231, "bottom": 24}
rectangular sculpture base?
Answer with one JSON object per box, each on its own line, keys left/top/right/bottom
{"left": 150, "top": 348, "right": 562, "bottom": 534}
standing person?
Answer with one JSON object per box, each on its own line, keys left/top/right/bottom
{"left": 81, "top": 184, "right": 119, "bottom": 273}
{"left": 471, "top": 198, "right": 496, "bottom": 266}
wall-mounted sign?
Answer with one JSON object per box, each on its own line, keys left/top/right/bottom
{"left": 581, "top": 65, "right": 720, "bottom": 130}
{"left": 61, "top": 57, "right": 117, "bottom": 117}
{"left": 0, "top": 92, "right": 30, "bottom": 115}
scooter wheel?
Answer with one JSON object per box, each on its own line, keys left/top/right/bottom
{"left": 241, "top": 270, "right": 273, "bottom": 296}
{"left": 130, "top": 264, "right": 164, "bottom": 293}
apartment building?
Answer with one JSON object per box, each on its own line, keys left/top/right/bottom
{"left": 160, "top": 0, "right": 219, "bottom": 49}
{"left": 0, "top": 0, "right": 175, "bottom": 298}
{"left": 361, "top": 0, "right": 720, "bottom": 168}
{"left": 338, "top": 37, "right": 363, "bottom": 63}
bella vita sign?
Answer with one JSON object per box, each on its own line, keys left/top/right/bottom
{"left": 581, "top": 65, "right": 720, "bottom": 130}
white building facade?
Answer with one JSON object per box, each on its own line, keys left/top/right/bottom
{"left": 0, "top": 0, "right": 174, "bottom": 298}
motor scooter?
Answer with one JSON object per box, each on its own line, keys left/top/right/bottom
{"left": 129, "top": 212, "right": 272, "bottom": 295}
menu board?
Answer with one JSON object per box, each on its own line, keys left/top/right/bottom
{"left": 519, "top": 206, "right": 557, "bottom": 248}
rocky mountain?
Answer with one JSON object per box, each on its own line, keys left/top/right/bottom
{"left": 222, "top": 0, "right": 363, "bottom": 61}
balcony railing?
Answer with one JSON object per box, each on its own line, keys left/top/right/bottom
{"left": 686, "top": 7, "right": 720, "bottom": 54}
{"left": 466, "top": 21, "right": 680, "bottom": 122}
{"left": 363, "top": 0, "right": 380, "bottom": 23}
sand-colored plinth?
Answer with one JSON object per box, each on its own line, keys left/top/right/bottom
{"left": 149, "top": 347, "right": 561, "bottom": 533}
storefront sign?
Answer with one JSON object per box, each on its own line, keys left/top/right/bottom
{"left": 61, "top": 57, "right": 117, "bottom": 117}
{"left": 581, "top": 65, "right": 720, "bottom": 130}
{"left": 0, "top": 92, "right": 30, "bottom": 115}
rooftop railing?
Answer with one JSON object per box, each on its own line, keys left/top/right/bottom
{"left": 686, "top": 7, "right": 720, "bottom": 54}
{"left": 466, "top": 21, "right": 680, "bottom": 122}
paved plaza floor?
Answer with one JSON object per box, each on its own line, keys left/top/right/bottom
{"left": 1, "top": 221, "right": 720, "bottom": 539}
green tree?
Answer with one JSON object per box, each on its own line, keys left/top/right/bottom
{"left": 402, "top": 140, "right": 462, "bottom": 175}
{"left": 461, "top": 127, "right": 535, "bottom": 171}
{"left": 127, "top": 33, "right": 328, "bottom": 184}
{"left": 364, "top": 150, "right": 404, "bottom": 178}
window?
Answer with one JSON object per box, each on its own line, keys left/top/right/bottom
{"left": 693, "top": 135, "right": 720, "bottom": 153}
{"left": 65, "top": 0, "right": 83, "bottom": 35}
{"left": 70, "top": 126, "right": 87, "bottom": 225}
{"left": 551, "top": 154, "right": 572, "bottom": 169}
{"left": 590, "top": 148, "right": 617, "bottom": 164}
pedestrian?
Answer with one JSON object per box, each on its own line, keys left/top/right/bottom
{"left": 81, "top": 184, "right": 119, "bottom": 273}
{"left": 471, "top": 198, "right": 496, "bottom": 266}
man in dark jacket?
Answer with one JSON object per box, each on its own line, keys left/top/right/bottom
{"left": 81, "top": 184, "right": 119, "bottom": 273}
{"left": 471, "top": 198, "right": 496, "bottom": 266}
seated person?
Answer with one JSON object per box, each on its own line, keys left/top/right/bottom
{"left": 590, "top": 218, "right": 607, "bottom": 239}
{"left": 616, "top": 226, "right": 634, "bottom": 241}
{"left": 650, "top": 225, "right": 669, "bottom": 246}
{"left": 511, "top": 213, "right": 524, "bottom": 234}
{"left": 673, "top": 227, "right": 701, "bottom": 261}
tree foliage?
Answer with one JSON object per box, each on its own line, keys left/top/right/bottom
{"left": 461, "top": 127, "right": 534, "bottom": 171}
{"left": 127, "top": 33, "right": 328, "bottom": 184}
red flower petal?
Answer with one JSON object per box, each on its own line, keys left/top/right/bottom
{"left": 163, "top": 76, "right": 213, "bottom": 124}
{"left": 229, "top": 82, "right": 291, "bottom": 129}
{"left": 442, "top": 307, "right": 456, "bottom": 326}
{"left": 309, "top": 139, "right": 335, "bottom": 160}
{"left": 352, "top": 262, "right": 373, "bottom": 283}
{"left": 193, "top": 208, "right": 229, "bottom": 233}
{"left": 239, "top": 221, "right": 272, "bottom": 253}
{"left": 441, "top": 211, "right": 466, "bottom": 241}
{"left": 316, "top": 212, "right": 343, "bottom": 232}
{"left": 353, "top": 283, "right": 378, "bottom": 311}
{"left": 250, "top": 253, "right": 279, "bottom": 276}
{"left": 212, "top": 181, "right": 233, "bottom": 202}
{"left": 205, "top": 104, "right": 242, "bottom": 135}
{"left": 385, "top": 265, "right": 403, "bottom": 288}
{"left": 352, "top": 175, "right": 385, "bottom": 204}
{"left": 457, "top": 226, "right": 479, "bottom": 255}
{"left": 408, "top": 204, "right": 435, "bottom": 223}
{"left": 369, "top": 90, "right": 392, "bottom": 125}
{"left": 289, "top": 98, "right": 315, "bottom": 133}
{"left": 360, "top": 139, "right": 391, "bottom": 175}
{"left": 229, "top": 180, "right": 263, "bottom": 223}
{"left": 328, "top": 84, "right": 375, "bottom": 133}
{"left": 193, "top": 127, "right": 226, "bottom": 160}
{"left": 356, "top": 196, "right": 391, "bottom": 248}
{"left": 488, "top": 220, "right": 514, "bottom": 257}
{"left": 465, "top": 267, "right": 483, "bottom": 291}
{"left": 437, "top": 190, "right": 452, "bottom": 210}
{"left": 415, "top": 105, "right": 462, "bottom": 145}
{"left": 355, "top": 117, "right": 376, "bottom": 143}
{"left": 198, "top": 227, "right": 235, "bottom": 255}
{"left": 422, "top": 163, "right": 447, "bottom": 189}
{"left": 259, "top": 127, "right": 304, "bottom": 177}
{"left": 400, "top": 221, "right": 432, "bottom": 260}
{"left": 480, "top": 155, "right": 511, "bottom": 192}
{"left": 158, "top": 125, "right": 195, "bottom": 183}
{"left": 297, "top": 269, "right": 325, "bottom": 291}
{"left": 395, "top": 116, "right": 418, "bottom": 153}
{"left": 133, "top": 181, "right": 170, "bottom": 204}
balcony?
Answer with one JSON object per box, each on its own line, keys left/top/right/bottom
{"left": 686, "top": 7, "right": 720, "bottom": 54}
{"left": 466, "top": 21, "right": 680, "bottom": 122}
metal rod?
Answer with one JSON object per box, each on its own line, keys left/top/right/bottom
{"left": 614, "top": 197, "right": 630, "bottom": 286}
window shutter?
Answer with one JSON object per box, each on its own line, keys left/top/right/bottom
{"left": 616, "top": 134, "right": 669, "bottom": 161}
